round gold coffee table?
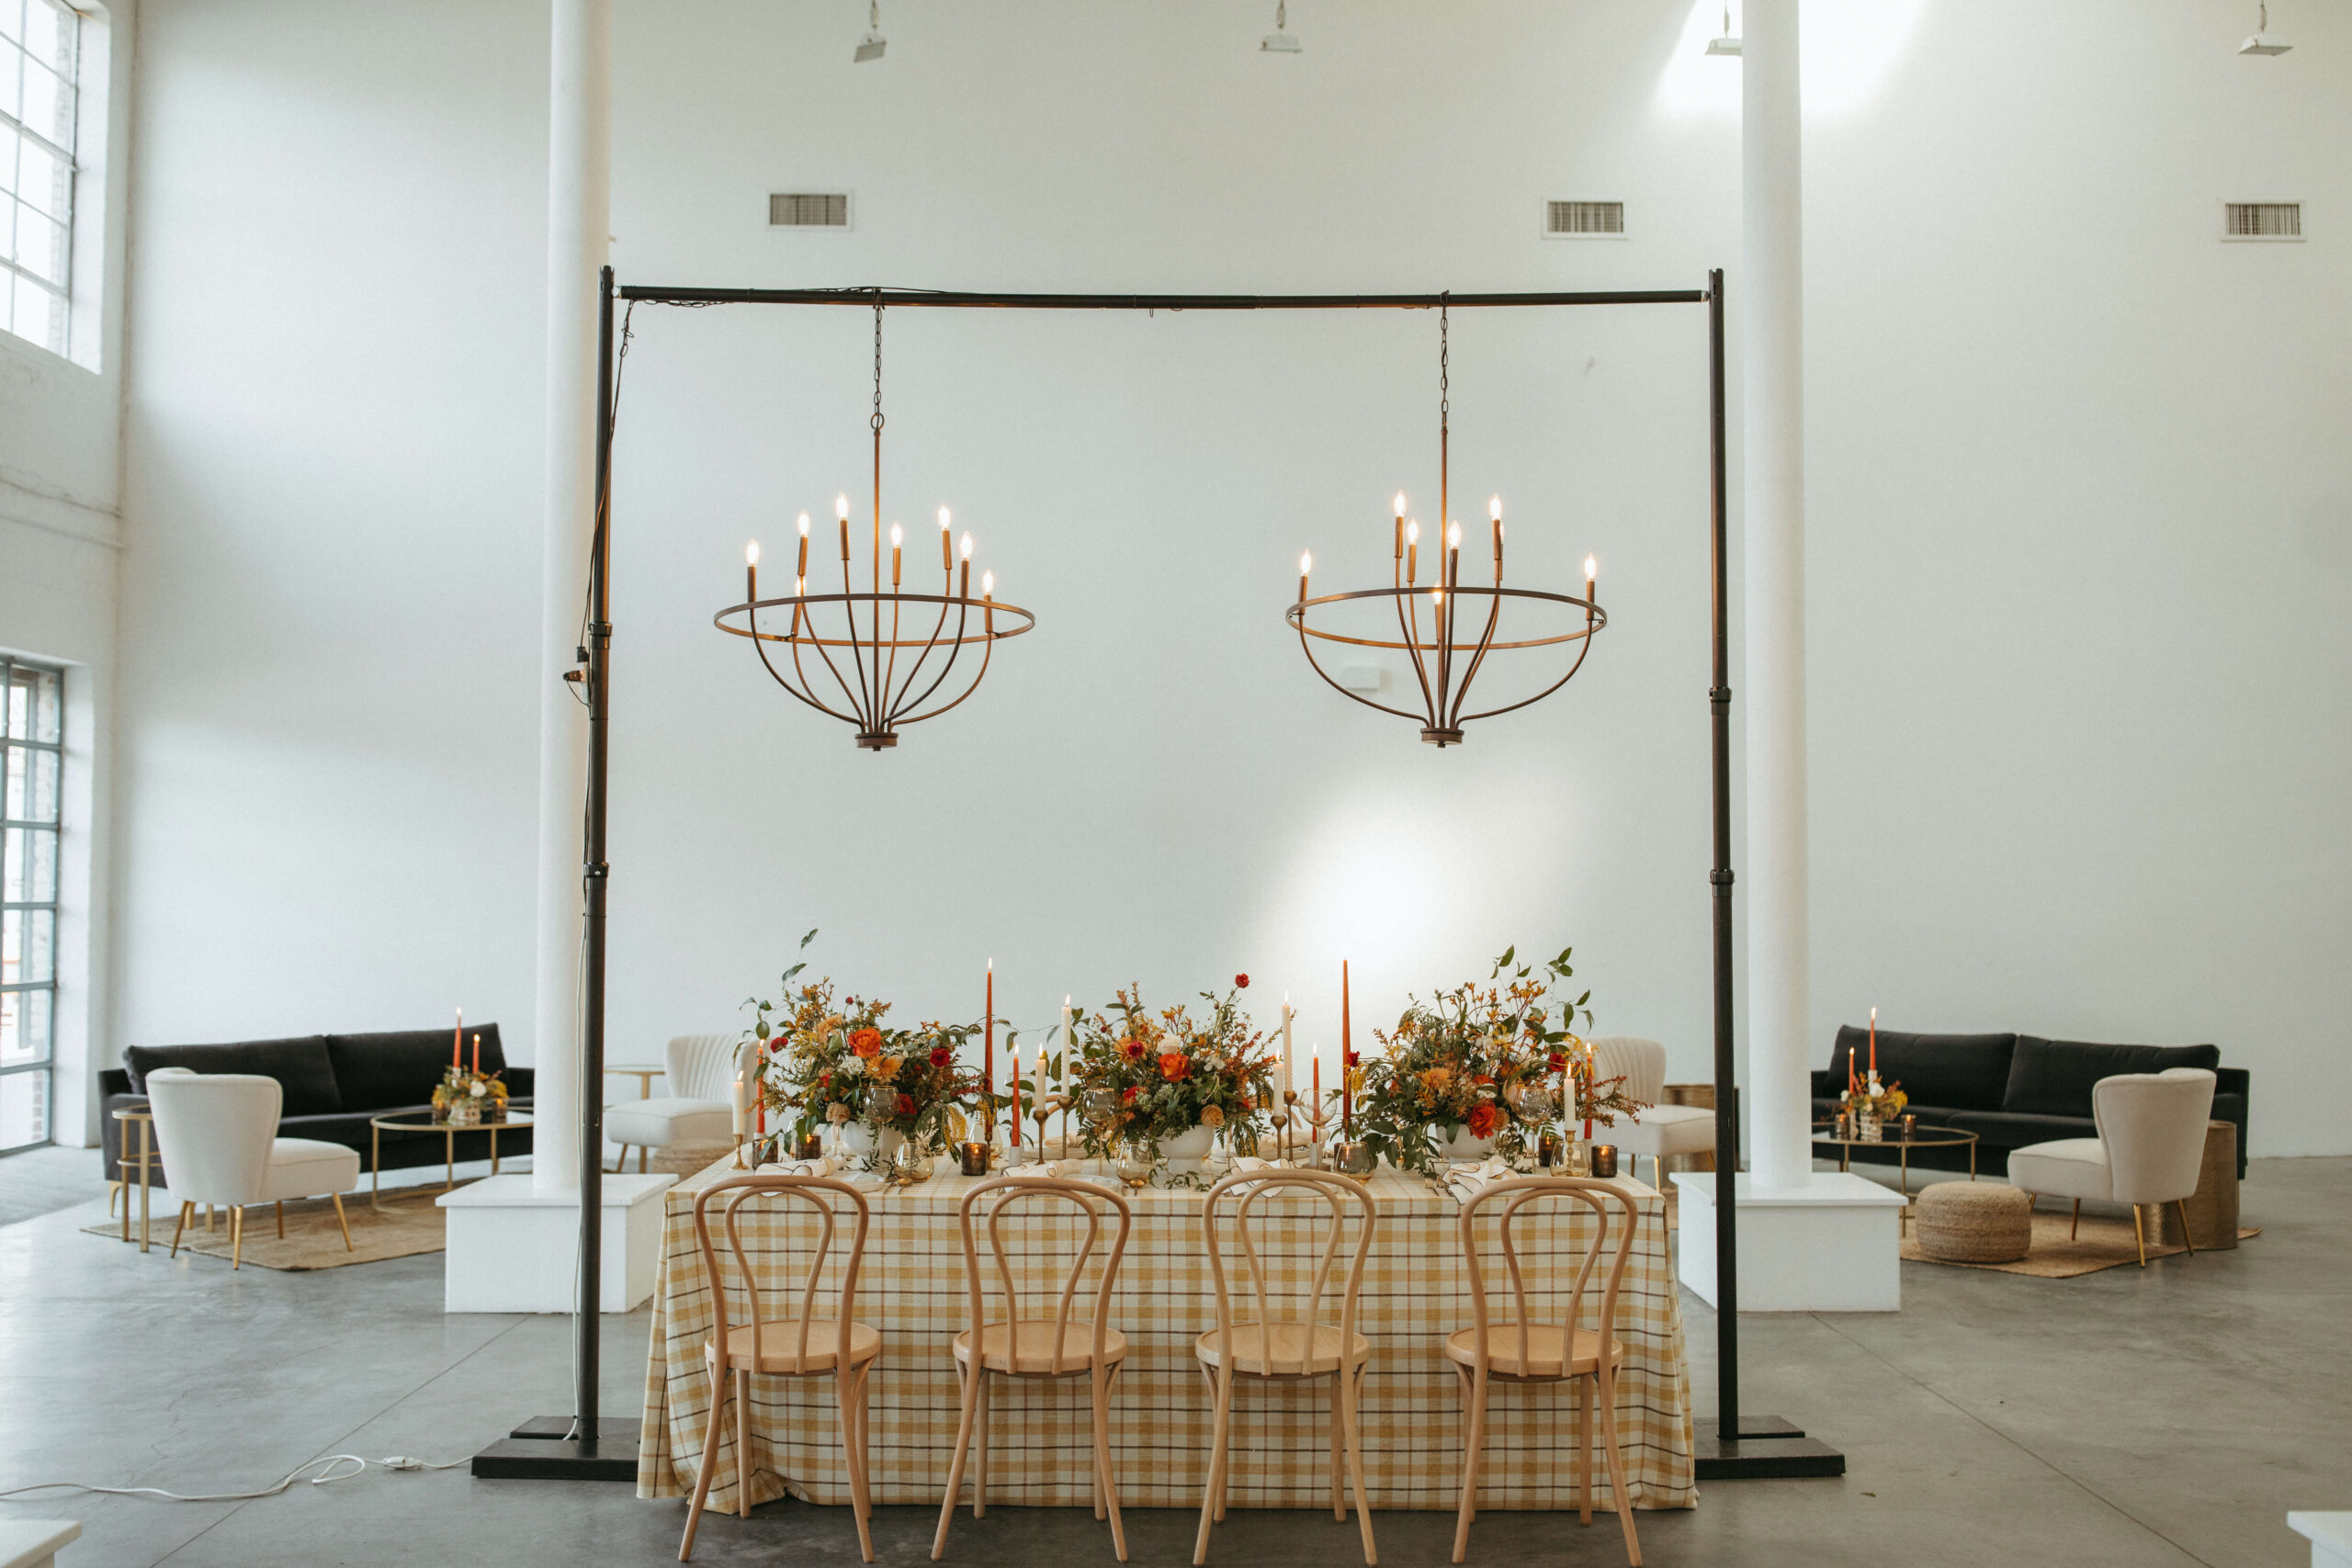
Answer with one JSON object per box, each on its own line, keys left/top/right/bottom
{"left": 369, "top": 1111, "right": 533, "bottom": 1208}
{"left": 1810, "top": 1121, "right": 1979, "bottom": 1231}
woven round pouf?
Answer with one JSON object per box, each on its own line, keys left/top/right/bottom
{"left": 1915, "top": 1181, "right": 2033, "bottom": 1263}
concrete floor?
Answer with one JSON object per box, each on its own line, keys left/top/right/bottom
{"left": 0, "top": 1151, "right": 2344, "bottom": 1568}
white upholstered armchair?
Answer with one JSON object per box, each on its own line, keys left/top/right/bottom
{"left": 145, "top": 1068, "right": 361, "bottom": 1268}
{"left": 1588, "top": 1036, "right": 1717, "bottom": 1190}
{"left": 605, "top": 1033, "right": 743, "bottom": 1173}
{"left": 2007, "top": 1067, "right": 2216, "bottom": 1266}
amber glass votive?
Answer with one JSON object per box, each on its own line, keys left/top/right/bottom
{"left": 1537, "top": 1131, "right": 1565, "bottom": 1168}
{"left": 1901, "top": 1114, "right": 1917, "bottom": 1138}
{"left": 1589, "top": 1144, "right": 1618, "bottom": 1179}
{"left": 956, "top": 1140, "right": 989, "bottom": 1177}
{"left": 793, "top": 1133, "right": 824, "bottom": 1161}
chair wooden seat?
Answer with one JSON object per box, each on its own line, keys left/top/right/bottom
{"left": 1442, "top": 1323, "right": 1623, "bottom": 1381}
{"left": 714, "top": 1316, "right": 883, "bottom": 1374}
{"left": 1194, "top": 1322, "right": 1369, "bottom": 1378}
{"left": 955, "top": 1319, "right": 1128, "bottom": 1375}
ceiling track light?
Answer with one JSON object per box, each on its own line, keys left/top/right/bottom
{"left": 1261, "top": 0, "right": 1300, "bottom": 54}
{"left": 1705, "top": 5, "right": 1741, "bottom": 56}
{"left": 2239, "top": 1, "right": 2290, "bottom": 54}
{"left": 854, "top": 0, "right": 886, "bottom": 62}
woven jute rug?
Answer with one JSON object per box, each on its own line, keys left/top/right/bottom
{"left": 85, "top": 1190, "right": 447, "bottom": 1270}
{"left": 1900, "top": 1206, "right": 2260, "bottom": 1278}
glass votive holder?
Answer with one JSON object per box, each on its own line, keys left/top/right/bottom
{"left": 1900, "top": 1114, "right": 1917, "bottom": 1138}
{"left": 956, "top": 1139, "right": 989, "bottom": 1177}
{"left": 1537, "top": 1130, "right": 1565, "bottom": 1168}
{"left": 1331, "top": 1139, "right": 1375, "bottom": 1178}
{"left": 792, "top": 1133, "right": 824, "bottom": 1162}
{"left": 1589, "top": 1144, "right": 1619, "bottom": 1179}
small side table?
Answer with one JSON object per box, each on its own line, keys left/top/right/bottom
{"left": 605, "top": 1065, "right": 662, "bottom": 1173}
{"left": 2157, "top": 1119, "right": 2241, "bottom": 1250}
{"left": 369, "top": 1111, "right": 535, "bottom": 1209}
{"left": 111, "top": 1109, "right": 156, "bottom": 1252}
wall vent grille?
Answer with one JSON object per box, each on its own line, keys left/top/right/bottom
{"left": 2224, "top": 202, "right": 2301, "bottom": 240}
{"left": 1545, "top": 199, "right": 1625, "bottom": 238}
{"left": 770, "top": 192, "right": 851, "bottom": 228}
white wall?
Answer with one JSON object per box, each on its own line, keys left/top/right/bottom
{"left": 111, "top": 1, "right": 2349, "bottom": 1154}
{"left": 2, "top": 0, "right": 135, "bottom": 1145}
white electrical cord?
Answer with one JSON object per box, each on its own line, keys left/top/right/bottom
{"left": 0, "top": 1452, "right": 469, "bottom": 1506}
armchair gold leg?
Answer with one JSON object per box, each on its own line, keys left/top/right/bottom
{"left": 2174, "top": 1198, "right": 2196, "bottom": 1256}
{"left": 171, "top": 1201, "right": 192, "bottom": 1258}
{"left": 332, "top": 1191, "right": 355, "bottom": 1250}
{"left": 2070, "top": 1199, "right": 2080, "bottom": 1240}
{"left": 232, "top": 1205, "right": 245, "bottom": 1269}
{"left": 612, "top": 1145, "right": 628, "bottom": 1176}
{"left": 277, "top": 1199, "right": 286, "bottom": 1238}
{"left": 2132, "top": 1205, "right": 2146, "bottom": 1268}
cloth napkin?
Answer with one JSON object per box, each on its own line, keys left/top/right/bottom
{"left": 754, "top": 1157, "right": 836, "bottom": 1178}
{"left": 1003, "top": 1160, "right": 1072, "bottom": 1180}
{"left": 1442, "top": 1156, "right": 1514, "bottom": 1203}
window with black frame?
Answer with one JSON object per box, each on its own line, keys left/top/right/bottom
{"left": 1, "top": 657, "right": 62, "bottom": 1153}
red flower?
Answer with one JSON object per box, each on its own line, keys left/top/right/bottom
{"left": 1465, "top": 1102, "right": 1502, "bottom": 1139}
{"left": 1235, "top": 973, "right": 1250, "bottom": 988}
{"left": 1122, "top": 1085, "right": 1140, "bottom": 1105}
{"left": 1158, "top": 1052, "right": 1191, "bottom": 1082}
{"left": 1547, "top": 1053, "right": 1568, "bottom": 1074}
{"left": 895, "top": 1094, "right": 915, "bottom": 1118}
{"left": 1118, "top": 1037, "right": 1148, "bottom": 1063}
{"left": 1473, "top": 1074, "right": 1495, "bottom": 1087}
{"left": 819, "top": 1072, "right": 831, "bottom": 1087}
{"left": 929, "top": 1046, "right": 953, "bottom": 1067}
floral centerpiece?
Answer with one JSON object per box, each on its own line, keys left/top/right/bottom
{"left": 1066, "top": 977, "right": 1274, "bottom": 1171}
{"left": 1353, "top": 945, "right": 1640, "bottom": 1179}
{"left": 434, "top": 1067, "right": 507, "bottom": 1126}
{"left": 1838, "top": 1072, "right": 1907, "bottom": 1140}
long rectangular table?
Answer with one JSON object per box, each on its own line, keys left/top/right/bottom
{"left": 636, "top": 1156, "right": 1697, "bottom": 1515}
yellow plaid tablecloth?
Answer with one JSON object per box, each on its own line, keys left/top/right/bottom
{"left": 636, "top": 1157, "right": 1695, "bottom": 1514}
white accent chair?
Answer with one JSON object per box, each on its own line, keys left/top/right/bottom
{"left": 144, "top": 1068, "right": 360, "bottom": 1268}
{"left": 2007, "top": 1067, "right": 2216, "bottom": 1267}
{"left": 605, "top": 1033, "right": 742, "bottom": 1174}
{"left": 1589, "top": 1036, "right": 1716, "bottom": 1191}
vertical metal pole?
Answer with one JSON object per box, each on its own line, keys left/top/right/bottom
{"left": 1706, "top": 267, "right": 1742, "bottom": 1439}
{"left": 578, "top": 264, "right": 616, "bottom": 1438}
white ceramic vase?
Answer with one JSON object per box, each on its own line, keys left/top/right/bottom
{"left": 1434, "top": 1126, "right": 1496, "bottom": 1163}
{"left": 1162, "top": 1123, "right": 1216, "bottom": 1171}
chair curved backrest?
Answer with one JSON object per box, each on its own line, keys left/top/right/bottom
{"left": 1201, "top": 1168, "right": 1375, "bottom": 1377}
{"left": 691, "top": 1171, "right": 871, "bottom": 1371}
{"left": 956, "top": 1175, "right": 1133, "bottom": 1375}
{"left": 147, "top": 1070, "right": 280, "bottom": 1209}
{"left": 668, "top": 1033, "right": 746, "bottom": 1103}
{"left": 1456, "top": 1175, "right": 1636, "bottom": 1379}
{"left": 1587, "top": 1037, "right": 1667, "bottom": 1107}
{"left": 2095, "top": 1068, "right": 2215, "bottom": 1206}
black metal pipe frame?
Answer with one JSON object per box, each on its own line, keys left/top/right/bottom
{"left": 568, "top": 269, "right": 1767, "bottom": 1464}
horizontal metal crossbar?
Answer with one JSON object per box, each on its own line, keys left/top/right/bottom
{"left": 615, "top": 285, "right": 1711, "bottom": 310}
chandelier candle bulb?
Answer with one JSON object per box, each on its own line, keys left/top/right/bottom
{"left": 1407, "top": 520, "right": 1419, "bottom": 583}
{"left": 938, "top": 507, "right": 952, "bottom": 570}
{"left": 889, "top": 524, "right": 902, "bottom": 585}
{"left": 797, "top": 513, "right": 810, "bottom": 577}
{"left": 1299, "top": 551, "right": 1312, "bottom": 599}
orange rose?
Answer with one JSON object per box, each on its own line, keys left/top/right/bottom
{"left": 1159, "top": 1053, "right": 1191, "bottom": 1082}
{"left": 850, "top": 1028, "right": 883, "bottom": 1058}
{"left": 1465, "top": 1102, "right": 1502, "bottom": 1139}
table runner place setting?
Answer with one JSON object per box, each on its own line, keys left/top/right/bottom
{"left": 641, "top": 938, "right": 1696, "bottom": 1562}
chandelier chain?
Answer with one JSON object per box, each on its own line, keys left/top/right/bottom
{"left": 871, "top": 295, "right": 886, "bottom": 434}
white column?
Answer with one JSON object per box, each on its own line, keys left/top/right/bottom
{"left": 531, "top": 0, "right": 610, "bottom": 1196}
{"left": 1741, "top": 0, "right": 1813, "bottom": 1190}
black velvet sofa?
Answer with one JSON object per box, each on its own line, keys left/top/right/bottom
{"left": 98, "top": 1025, "right": 534, "bottom": 1189}
{"left": 1809, "top": 1027, "right": 2248, "bottom": 1179}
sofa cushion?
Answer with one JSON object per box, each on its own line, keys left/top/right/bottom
{"left": 1827, "top": 1028, "right": 2016, "bottom": 1111}
{"left": 2000, "top": 1036, "right": 2221, "bottom": 1120}
{"left": 1946, "top": 1108, "right": 2097, "bottom": 1151}
{"left": 327, "top": 1024, "right": 507, "bottom": 1112}
{"left": 123, "top": 1036, "right": 342, "bottom": 1118}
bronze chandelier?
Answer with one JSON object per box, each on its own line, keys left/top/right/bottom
{"left": 714, "top": 299, "right": 1035, "bottom": 750}
{"left": 1287, "top": 299, "right": 1607, "bottom": 745}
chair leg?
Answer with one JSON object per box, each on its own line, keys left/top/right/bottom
{"left": 2175, "top": 1198, "right": 2197, "bottom": 1256}
{"left": 1329, "top": 1367, "right": 1345, "bottom": 1519}
{"left": 331, "top": 1191, "right": 354, "bottom": 1250}
{"left": 1577, "top": 1371, "right": 1595, "bottom": 1524}
{"left": 1193, "top": 1364, "right": 1234, "bottom": 1566}
{"left": 680, "top": 1361, "right": 729, "bottom": 1561}
{"left": 1340, "top": 1361, "right": 1377, "bottom": 1565}
{"left": 611, "top": 1144, "right": 626, "bottom": 1175}
{"left": 231, "top": 1206, "right": 244, "bottom": 1269}
{"left": 109, "top": 1179, "right": 121, "bottom": 1218}
{"left": 1452, "top": 1368, "right": 1489, "bottom": 1564}
{"left": 2071, "top": 1199, "right": 2080, "bottom": 1240}
{"left": 835, "top": 1364, "right": 875, "bottom": 1562}
{"left": 171, "top": 1201, "right": 191, "bottom": 1258}
{"left": 1595, "top": 1367, "right": 1643, "bottom": 1566}
{"left": 1448, "top": 1364, "right": 1474, "bottom": 1526}
{"left": 1093, "top": 1361, "right": 1128, "bottom": 1562}
{"left": 2132, "top": 1206, "right": 2147, "bottom": 1268}
{"left": 972, "top": 1366, "right": 990, "bottom": 1517}
{"left": 639, "top": 1146, "right": 648, "bottom": 1175}
{"left": 933, "top": 1357, "right": 984, "bottom": 1561}
{"left": 734, "top": 1368, "right": 753, "bottom": 1517}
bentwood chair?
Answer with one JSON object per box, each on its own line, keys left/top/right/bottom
{"left": 2007, "top": 1067, "right": 2216, "bottom": 1266}
{"left": 680, "top": 1172, "right": 877, "bottom": 1562}
{"left": 934, "top": 1175, "right": 1135, "bottom": 1562}
{"left": 1449, "top": 1175, "right": 1642, "bottom": 1567}
{"left": 144, "top": 1068, "right": 358, "bottom": 1268}
{"left": 1194, "top": 1168, "right": 1377, "bottom": 1566}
